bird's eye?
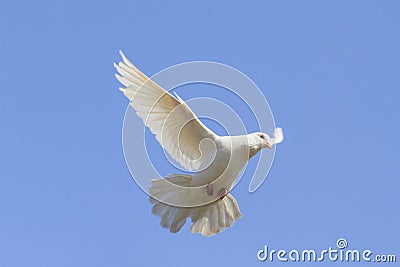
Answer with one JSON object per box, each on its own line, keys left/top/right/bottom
{"left": 259, "top": 134, "right": 264, "bottom": 139}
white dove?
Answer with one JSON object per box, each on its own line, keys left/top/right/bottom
{"left": 115, "top": 51, "right": 283, "bottom": 236}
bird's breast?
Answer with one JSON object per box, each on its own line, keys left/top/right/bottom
{"left": 193, "top": 144, "right": 250, "bottom": 188}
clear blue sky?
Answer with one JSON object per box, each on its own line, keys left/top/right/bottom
{"left": 1, "top": 1, "right": 399, "bottom": 266}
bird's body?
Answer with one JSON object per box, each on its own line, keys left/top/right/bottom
{"left": 190, "top": 135, "right": 251, "bottom": 187}
{"left": 150, "top": 135, "right": 254, "bottom": 208}
{"left": 115, "top": 51, "right": 283, "bottom": 236}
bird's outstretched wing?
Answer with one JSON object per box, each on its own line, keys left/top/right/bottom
{"left": 115, "top": 51, "right": 217, "bottom": 171}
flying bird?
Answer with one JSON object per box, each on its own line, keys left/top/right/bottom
{"left": 115, "top": 51, "right": 283, "bottom": 236}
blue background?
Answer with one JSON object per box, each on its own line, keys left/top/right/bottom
{"left": 1, "top": 1, "right": 399, "bottom": 266}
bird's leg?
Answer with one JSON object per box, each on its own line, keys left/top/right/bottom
{"left": 218, "top": 188, "right": 229, "bottom": 200}
{"left": 206, "top": 183, "right": 215, "bottom": 196}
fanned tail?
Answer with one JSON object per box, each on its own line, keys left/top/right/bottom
{"left": 149, "top": 174, "right": 242, "bottom": 237}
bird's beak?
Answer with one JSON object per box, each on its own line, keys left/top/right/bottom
{"left": 266, "top": 142, "right": 272, "bottom": 149}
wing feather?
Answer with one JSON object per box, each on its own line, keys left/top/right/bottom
{"left": 115, "top": 51, "right": 216, "bottom": 171}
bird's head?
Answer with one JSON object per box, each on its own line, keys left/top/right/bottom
{"left": 248, "top": 128, "right": 283, "bottom": 154}
{"left": 244, "top": 128, "right": 283, "bottom": 158}
{"left": 247, "top": 132, "right": 272, "bottom": 159}
{"left": 254, "top": 132, "right": 272, "bottom": 149}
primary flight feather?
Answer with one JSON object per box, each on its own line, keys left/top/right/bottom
{"left": 115, "top": 51, "right": 283, "bottom": 236}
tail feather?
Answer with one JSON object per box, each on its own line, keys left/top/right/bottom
{"left": 149, "top": 174, "right": 194, "bottom": 206}
{"left": 149, "top": 174, "right": 242, "bottom": 237}
{"left": 189, "top": 194, "right": 241, "bottom": 236}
